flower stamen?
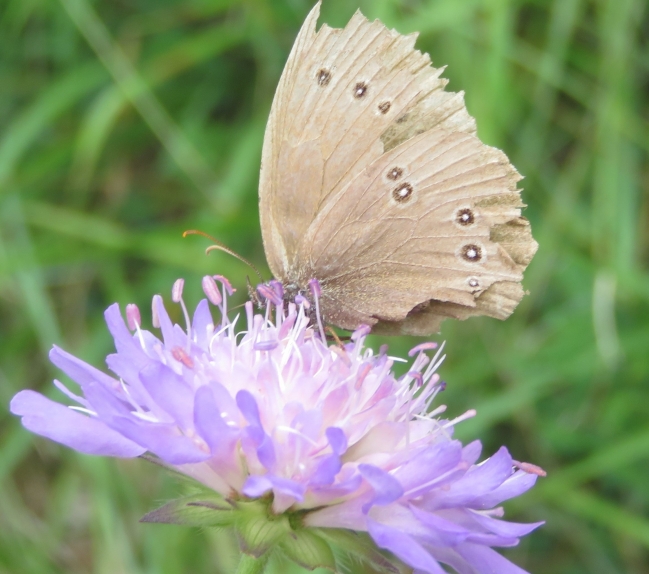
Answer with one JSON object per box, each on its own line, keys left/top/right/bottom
{"left": 443, "top": 409, "right": 477, "bottom": 429}
{"left": 172, "top": 279, "right": 193, "bottom": 352}
{"left": 308, "top": 278, "right": 326, "bottom": 342}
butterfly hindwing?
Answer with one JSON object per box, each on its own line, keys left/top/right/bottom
{"left": 300, "top": 129, "right": 533, "bottom": 333}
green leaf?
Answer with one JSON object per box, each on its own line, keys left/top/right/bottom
{"left": 0, "top": 62, "right": 106, "bottom": 189}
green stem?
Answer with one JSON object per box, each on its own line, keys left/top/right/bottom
{"left": 234, "top": 552, "right": 269, "bottom": 574}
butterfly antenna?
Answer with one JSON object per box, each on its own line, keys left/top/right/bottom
{"left": 325, "top": 326, "right": 347, "bottom": 347}
{"left": 183, "top": 230, "right": 264, "bottom": 283}
{"left": 246, "top": 276, "right": 263, "bottom": 308}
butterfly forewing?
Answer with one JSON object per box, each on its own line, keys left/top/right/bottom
{"left": 258, "top": 1, "right": 538, "bottom": 334}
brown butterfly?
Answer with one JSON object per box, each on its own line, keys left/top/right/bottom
{"left": 258, "top": 2, "right": 537, "bottom": 336}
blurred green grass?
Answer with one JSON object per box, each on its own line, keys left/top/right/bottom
{"left": 1, "top": 0, "right": 648, "bottom": 572}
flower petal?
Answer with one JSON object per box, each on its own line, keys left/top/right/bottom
{"left": 191, "top": 299, "right": 214, "bottom": 348}
{"left": 456, "top": 542, "right": 533, "bottom": 574}
{"left": 105, "top": 353, "right": 154, "bottom": 406}
{"left": 408, "top": 505, "right": 472, "bottom": 547}
{"left": 470, "top": 471, "right": 539, "bottom": 509}
{"left": 139, "top": 362, "right": 194, "bottom": 428}
{"left": 49, "top": 346, "right": 119, "bottom": 392}
{"left": 359, "top": 464, "right": 404, "bottom": 511}
{"left": 310, "top": 454, "right": 342, "bottom": 486}
{"left": 236, "top": 390, "right": 263, "bottom": 430}
{"left": 236, "top": 390, "right": 276, "bottom": 470}
{"left": 326, "top": 427, "right": 347, "bottom": 455}
{"left": 268, "top": 475, "right": 306, "bottom": 501}
{"left": 193, "top": 385, "right": 238, "bottom": 454}
{"left": 469, "top": 511, "right": 544, "bottom": 540}
{"left": 104, "top": 303, "right": 149, "bottom": 367}
{"left": 396, "top": 440, "right": 464, "bottom": 496}
{"left": 462, "top": 440, "right": 482, "bottom": 465}
{"left": 367, "top": 519, "right": 447, "bottom": 574}
{"left": 153, "top": 295, "right": 177, "bottom": 348}
{"left": 107, "top": 416, "right": 210, "bottom": 465}
{"left": 431, "top": 447, "right": 515, "bottom": 509}
{"left": 10, "top": 390, "right": 144, "bottom": 457}
{"left": 242, "top": 475, "right": 272, "bottom": 498}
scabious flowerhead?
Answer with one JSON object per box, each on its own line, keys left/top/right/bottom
{"left": 11, "top": 276, "right": 542, "bottom": 574}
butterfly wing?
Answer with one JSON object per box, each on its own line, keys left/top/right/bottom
{"left": 259, "top": 2, "right": 473, "bottom": 279}
{"left": 259, "top": 2, "right": 537, "bottom": 334}
{"left": 298, "top": 129, "right": 536, "bottom": 334}
{"left": 258, "top": 2, "right": 321, "bottom": 281}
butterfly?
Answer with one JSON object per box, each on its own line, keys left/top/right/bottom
{"left": 258, "top": 2, "right": 537, "bottom": 335}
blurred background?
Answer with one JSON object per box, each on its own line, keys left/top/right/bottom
{"left": 1, "top": 0, "right": 647, "bottom": 572}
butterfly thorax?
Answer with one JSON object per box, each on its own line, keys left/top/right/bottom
{"left": 282, "top": 281, "right": 320, "bottom": 327}
{"left": 254, "top": 279, "right": 321, "bottom": 329}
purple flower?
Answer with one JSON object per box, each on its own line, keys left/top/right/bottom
{"left": 11, "top": 277, "right": 543, "bottom": 574}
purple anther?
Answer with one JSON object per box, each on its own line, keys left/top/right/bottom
{"left": 213, "top": 275, "right": 235, "bottom": 295}
{"left": 351, "top": 324, "right": 371, "bottom": 341}
{"left": 408, "top": 342, "right": 438, "bottom": 357}
{"left": 172, "top": 278, "right": 185, "bottom": 303}
{"left": 308, "top": 278, "right": 322, "bottom": 298}
{"left": 202, "top": 275, "right": 222, "bottom": 306}
{"left": 171, "top": 346, "right": 194, "bottom": 369}
{"left": 354, "top": 363, "right": 372, "bottom": 390}
{"left": 125, "top": 304, "right": 141, "bottom": 331}
{"left": 405, "top": 371, "right": 424, "bottom": 387}
{"left": 295, "top": 294, "right": 310, "bottom": 309}
{"left": 269, "top": 279, "right": 284, "bottom": 300}
{"left": 257, "top": 283, "right": 283, "bottom": 306}
{"left": 514, "top": 461, "right": 547, "bottom": 477}
{"left": 253, "top": 339, "right": 280, "bottom": 351}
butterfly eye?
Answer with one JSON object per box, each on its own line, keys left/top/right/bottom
{"left": 456, "top": 208, "right": 475, "bottom": 226}
{"left": 387, "top": 167, "right": 403, "bottom": 180}
{"left": 392, "top": 182, "right": 413, "bottom": 203}
{"left": 461, "top": 244, "right": 483, "bottom": 262}
{"left": 353, "top": 81, "right": 368, "bottom": 98}
{"left": 316, "top": 68, "right": 332, "bottom": 86}
{"left": 378, "top": 101, "right": 391, "bottom": 114}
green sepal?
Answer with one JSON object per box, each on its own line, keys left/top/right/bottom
{"left": 235, "top": 500, "right": 292, "bottom": 557}
{"left": 234, "top": 552, "right": 270, "bottom": 574}
{"left": 278, "top": 529, "right": 337, "bottom": 571}
{"left": 140, "top": 493, "right": 236, "bottom": 527}
{"left": 318, "top": 529, "right": 412, "bottom": 574}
